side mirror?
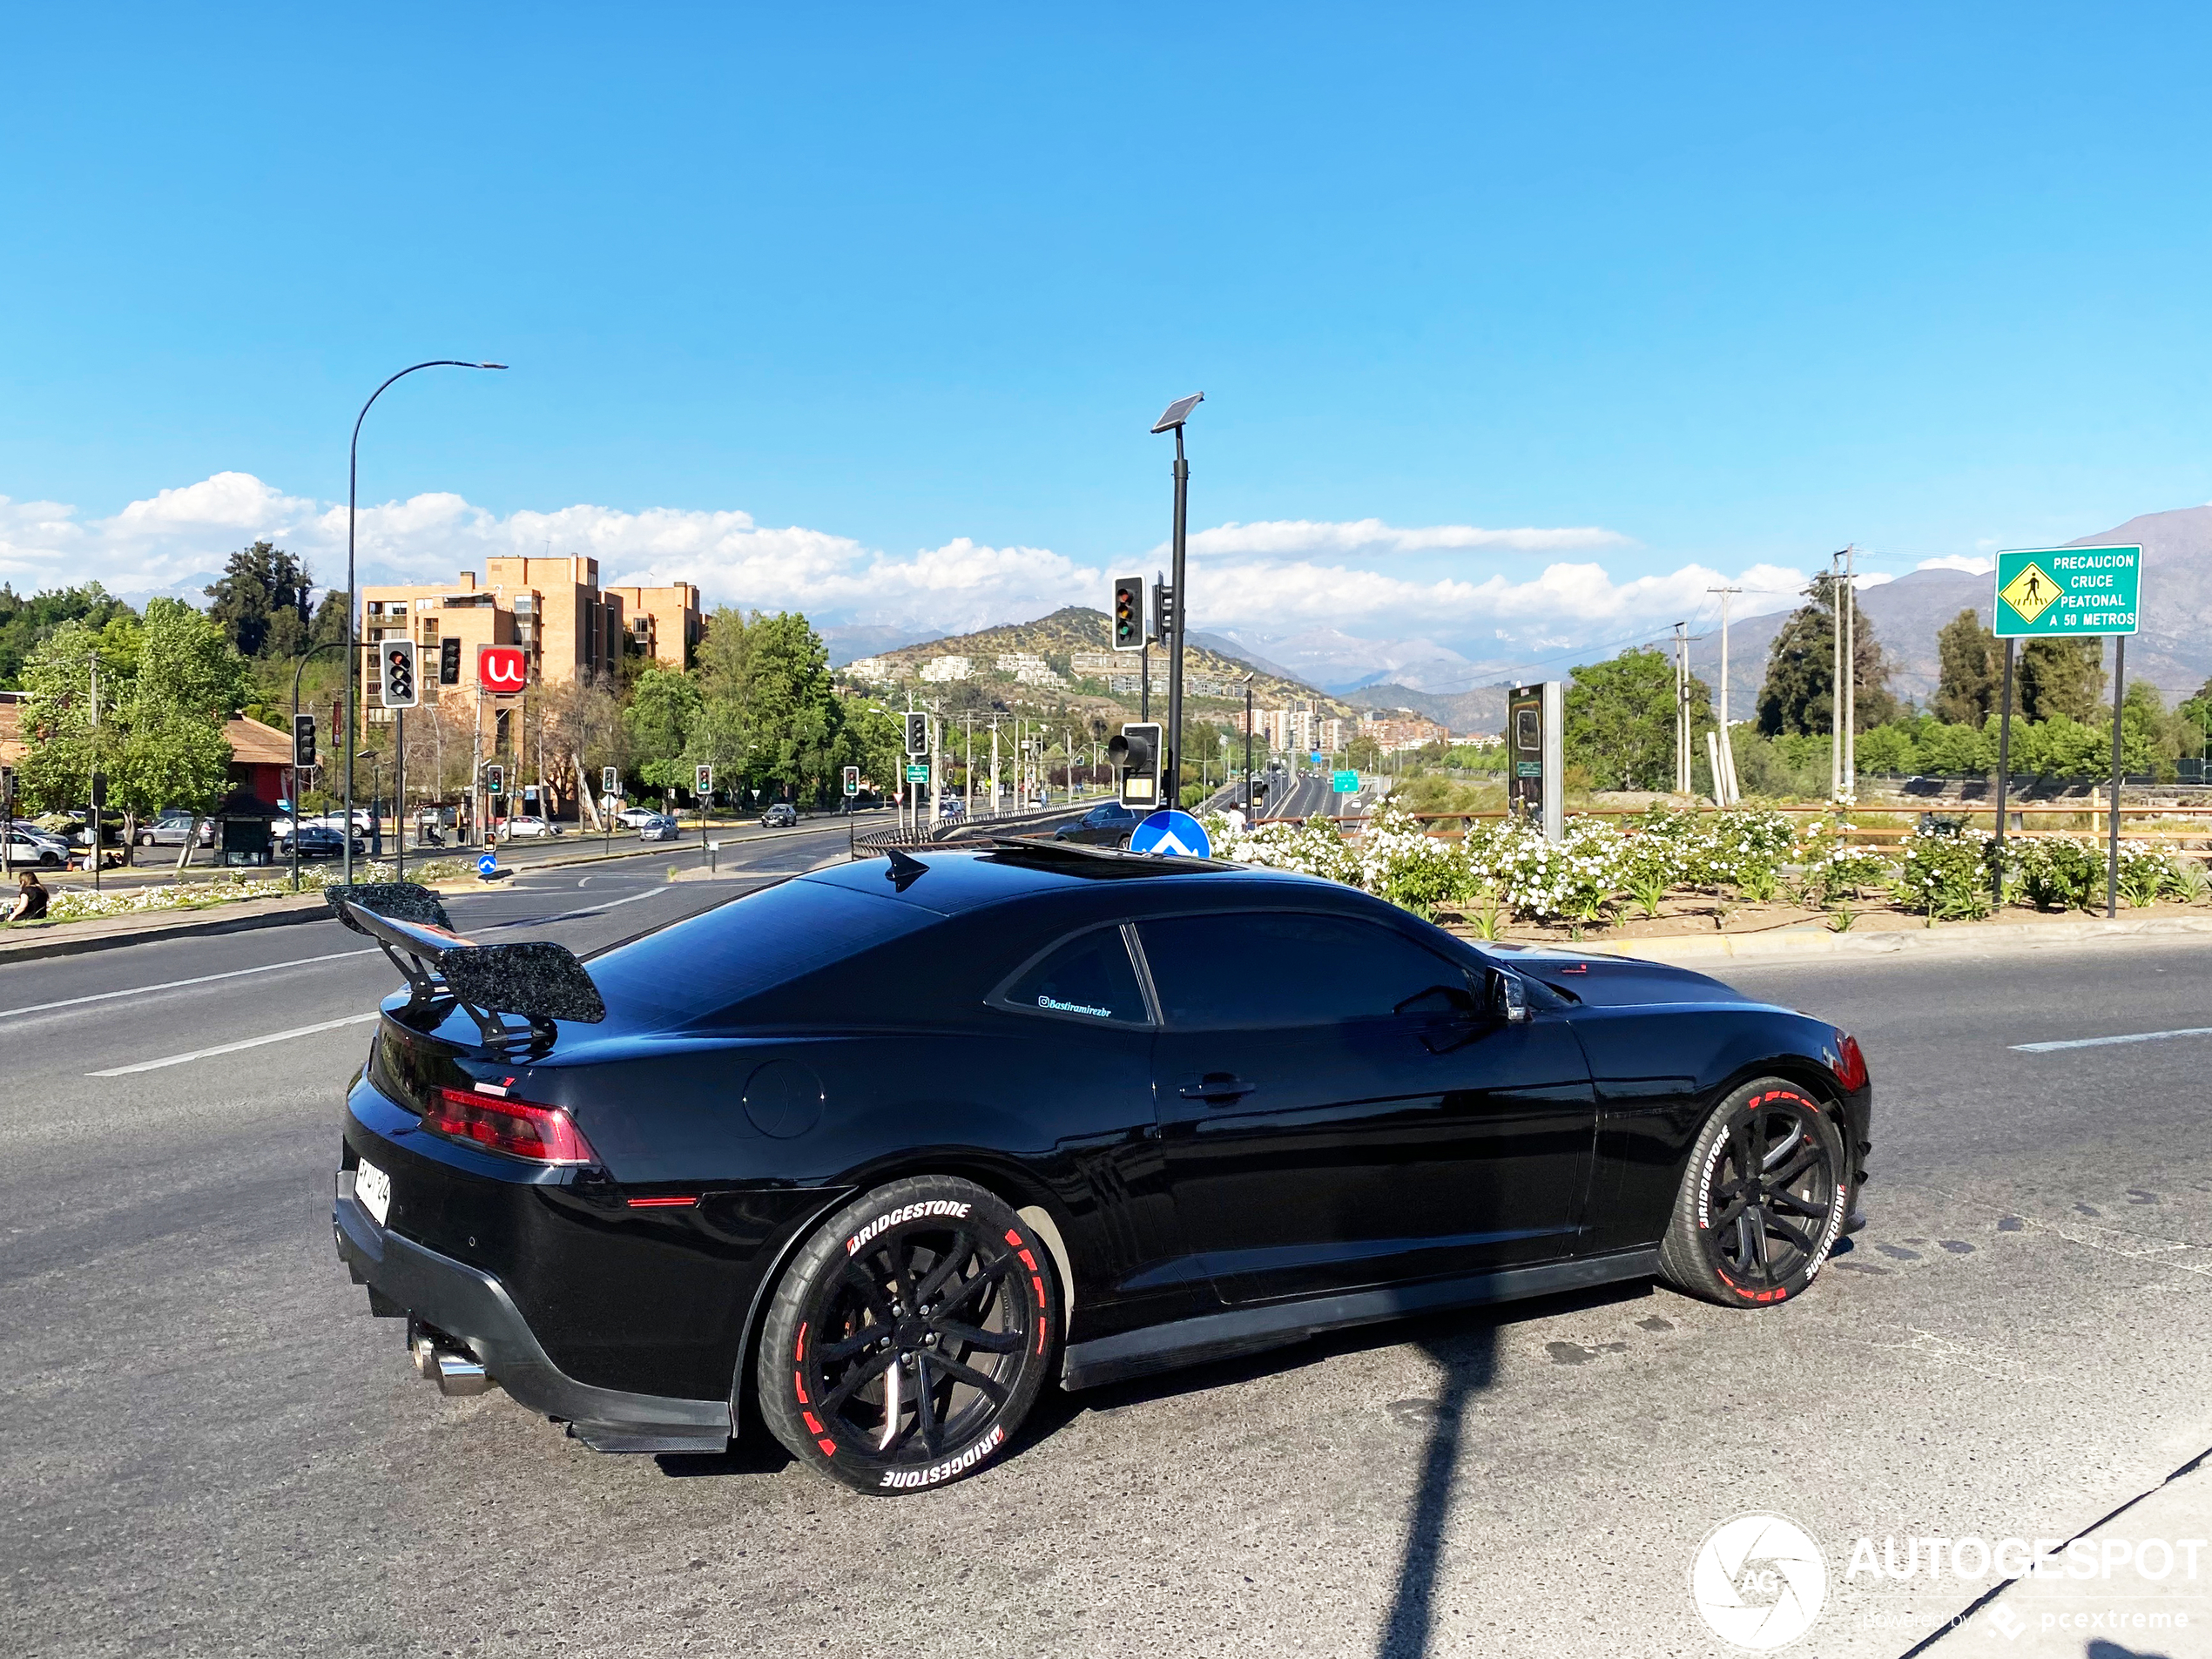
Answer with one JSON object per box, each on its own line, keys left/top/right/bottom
{"left": 1487, "top": 968, "right": 1530, "bottom": 1023}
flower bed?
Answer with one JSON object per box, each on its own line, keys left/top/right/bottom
{"left": 14, "top": 859, "right": 472, "bottom": 928}
{"left": 1205, "top": 802, "right": 2204, "bottom": 929}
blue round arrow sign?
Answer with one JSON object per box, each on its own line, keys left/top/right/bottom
{"left": 1130, "top": 809, "right": 1211, "bottom": 859}
{"left": 477, "top": 853, "right": 499, "bottom": 875}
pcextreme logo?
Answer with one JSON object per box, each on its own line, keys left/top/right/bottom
{"left": 1690, "top": 1513, "right": 1829, "bottom": 1650}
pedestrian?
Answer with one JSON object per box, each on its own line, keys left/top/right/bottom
{"left": 9, "top": 870, "right": 49, "bottom": 922}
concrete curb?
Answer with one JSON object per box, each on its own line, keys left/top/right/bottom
{"left": 1558, "top": 914, "right": 2212, "bottom": 966}
{"left": 0, "top": 874, "right": 485, "bottom": 968}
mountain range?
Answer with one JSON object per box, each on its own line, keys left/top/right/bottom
{"left": 819, "top": 503, "right": 2209, "bottom": 735}
{"left": 1686, "top": 504, "right": 2212, "bottom": 722}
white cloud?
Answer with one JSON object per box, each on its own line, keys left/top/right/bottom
{"left": 1918, "top": 554, "right": 1995, "bottom": 575}
{"left": 1184, "top": 516, "right": 1629, "bottom": 559}
{"left": 0, "top": 470, "right": 1788, "bottom": 664}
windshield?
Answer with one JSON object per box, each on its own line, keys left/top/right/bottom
{"left": 586, "top": 875, "right": 935, "bottom": 1029}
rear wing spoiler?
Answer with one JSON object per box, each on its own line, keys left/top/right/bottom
{"left": 327, "top": 882, "right": 605, "bottom": 1053}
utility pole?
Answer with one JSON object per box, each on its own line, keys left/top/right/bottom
{"left": 1707, "top": 586, "right": 1742, "bottom": 806}
{"left": 989, "top": 718, "right": 1001, "bottom": 818}
{"left": 1244, "top": 674, "right": 1256, "bottom": 819}
{"left": 1673, "top": 622, "right": 1689, "bottom": 797}
{"left": 1829, "top": 550, "right": 1844, "bottom": 803}
{"left": 1842, "top": 543, "right": 1858, "bottom": 799}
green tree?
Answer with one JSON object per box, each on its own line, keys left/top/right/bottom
{"left": 685, "top": 607, "right": 845, "bottom": 804}
{"left": 17, "top": 599, "right": 250, "bottom": 854}
{"left": 204, "top": 541, "right": 314, "bottom": 658}
{"left": 1932, "top": 610, "right": 2002, "bottom": 725}
{"left": 1563, "top": 646, "right": 1713, "bottom": 791}
{"left": 2017, "top": 637, "right": 2104, "bottom": 723}
{"left": 1754, "top": 574, "right": 1899, "bottom": 737}
{"left": 622, "top": 666, "right": 702, "bottom": 797}
{"left": 0, "top": 582, "right": 137, "bottom": 691}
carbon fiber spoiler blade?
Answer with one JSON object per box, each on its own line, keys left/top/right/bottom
{"left": 331, "top": 886, "right": 605, "bottom": 1050}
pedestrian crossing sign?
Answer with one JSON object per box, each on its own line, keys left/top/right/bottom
{"left": 1997, "top": 561, "right": 2059, "bottom": 626}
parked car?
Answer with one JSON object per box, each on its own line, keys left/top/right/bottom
{"left": 137, "top": 811, "right": 213, "bottom": 848}
{"left": 760, "top": 802, "right": 799, "bottom": 828}
{"left": 274, "top": 819, "right": 365, "bottom": 855}
{"left": 3, "top": 827, "right": 66, "bottom": 867}
{"left": 497, "top": 816, "right": 561, "bottom": 840}
{"left": 1055, "top": 801, "right": 1140, "bottom": 846}
{"left": 616, "top": 806, "right": 663, "bottom": 830}
{"left": 637, "top": 813, "right": 681, "bottom": 843}
{"left": 287, "top": 824, "right": 354, "bottom": 860}
{"left": 331, "top": 841, "right": 1871, "bottom": 1495}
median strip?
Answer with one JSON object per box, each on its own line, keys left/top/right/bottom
{"left": 2011, "top": 1027, "right": 2212, "bottom": 1054}
{"left": 87, "top": 1012, "right": 381, "bottom": 1076}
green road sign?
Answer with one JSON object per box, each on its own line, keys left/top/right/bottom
{"left": 1331, "top": 770, "right": 1359, "bottom": 792}
{"left": 905, "top": 764, "right": 929, "bottom": 782}
{"left": 1993, "top": 544, "right": 2139, "bottom": 637}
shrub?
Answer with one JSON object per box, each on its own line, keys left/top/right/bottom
{"left": 1890, "top": 826, "right": 1994, "bottom": 921}
{"left": 2013, "top": 837, "right": 2104, "bottom": 912}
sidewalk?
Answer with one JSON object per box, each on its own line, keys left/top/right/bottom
{"left": 1913, "top": 1447, "right": 2211, "bottom": 1656}
{"left": 1450, "top": 913, "right": 2212, "bottom": 968}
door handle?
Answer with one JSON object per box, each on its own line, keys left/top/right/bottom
{"left": 1180, "top": 1075, "right": 1257, "bottom": 1103}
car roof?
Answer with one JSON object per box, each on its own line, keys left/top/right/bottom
{"left": 795, "top": 843, "right": 1334, "bottom": 918}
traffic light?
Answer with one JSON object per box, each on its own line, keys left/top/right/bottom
{"left": 1111, "top": 577, "right": 1144, "bottom": 651}
{"left": 694, "top": 764, "right": 713, "bottom": 798}
{"left": 439, "top": 637, "right": 462, "bottom": 685}
{"left": 293, "top": 713, "right": 316, "bottom": 769}
{"left": 1152, "top": 577, "right": 1174, "bottom": 643}
{"left": 904, "top": 712, "right": 929, "bottom": 757}
{"left": 484, "top": 764, "right": 504, "bottom": 797}
{"left": 842, "top": 765, "right": 860, "bottom": 796}
{"left": 380, "top": 639, "right": 419, "bottom": 710}
{"left": 602, "top": 765, "right": 618, "bottom": 794}
{"left": 1107, "top": 721, "right": 1162, "bottom": 809}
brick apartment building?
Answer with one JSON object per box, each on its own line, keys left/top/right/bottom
{"left": 356, "top": 556, "right": 700, "bottom": 726}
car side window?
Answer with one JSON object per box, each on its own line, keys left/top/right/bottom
{"left": 1136, "top": 912, "right": 1476, "bottom": 1028}
{"left": 996, "top": 926, "right": 1152, "bottom": 1026}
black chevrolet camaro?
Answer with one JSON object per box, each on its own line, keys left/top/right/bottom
{"left": 330, "top": 841, "right": 1872, "bottom": 1495}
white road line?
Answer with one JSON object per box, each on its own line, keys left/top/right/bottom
{"left": 0, "top": 948, "right": 377, "bottom": 1021}
{"left": 87, "top": 1012, "right": 382, "bottom": 1076}
{"left": 2012, "top": 1027, "right": 2212, "bottom": 1053}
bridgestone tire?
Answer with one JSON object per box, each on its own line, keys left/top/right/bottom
{"left": 1658, "top": 1078, "right": 1848, "bottom": 1307}
{"left": 757, "top": 1176, "right": 1060, "bottom": 1495}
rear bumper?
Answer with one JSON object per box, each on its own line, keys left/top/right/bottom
{"left": 333, "top": 1175, "right": 732, "bottom": 1454}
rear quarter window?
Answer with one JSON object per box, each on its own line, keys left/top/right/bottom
{"left": 587, "top": 876, "right": 936, "bottom": 1029}
{"left": 993, "top": 926, "right": 1152, "bottom": 1027}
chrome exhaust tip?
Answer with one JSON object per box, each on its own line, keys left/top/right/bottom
{"left": 431, "top": 1351, "right": 491, "bottom": 1397}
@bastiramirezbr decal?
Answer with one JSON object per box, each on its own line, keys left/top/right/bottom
{"left": 1690, "top": 1513, "right": 1829, "bottom": 1649}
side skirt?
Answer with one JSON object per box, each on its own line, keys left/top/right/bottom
{"left": 1061, "top": 1248, "right": 1661, "bottom": 1392}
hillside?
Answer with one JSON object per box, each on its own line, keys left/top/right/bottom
{"left": 841, "top": 606, "right": 1354, "bottom": 717}
{"left": 1340, "top": 682, "right": 1509, "bottom": 735}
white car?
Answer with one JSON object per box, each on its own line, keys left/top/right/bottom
{"left": 497, "top": 815, "right": 560, "bottom": 840}
{"left": 615, "top": 806, "right": 663, "bottom": 829}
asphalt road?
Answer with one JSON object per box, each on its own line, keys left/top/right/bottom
{"left": 5, "top": 887, "right": 2210, "bottom": 1656}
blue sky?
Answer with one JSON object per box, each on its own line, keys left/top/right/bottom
{"left": 5, "top": 5, "right": 2210, "bottom": 663}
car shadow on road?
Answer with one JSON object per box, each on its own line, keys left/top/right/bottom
{"left": 1020, "top": 1281, "right": 1654, "bottom": 1658}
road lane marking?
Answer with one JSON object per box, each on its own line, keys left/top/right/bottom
{"left": 2011, "top": 1027, "right": 2212, "bottom": 1053}
{"left": 0, "top": 948, "right": 377, "bottom": 1021}
{"left": 87, "top": 1012, "right": 382, "bottom": 1076}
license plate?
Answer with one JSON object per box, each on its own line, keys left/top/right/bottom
{"left": 354, "top": 1157, "right": 392, "bottom": 1228}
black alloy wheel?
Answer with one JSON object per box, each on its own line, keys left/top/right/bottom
{"left": 1659, "top": 1080, "right": 1847, "bottom": 1306}
{"left": 758, "top": 1176, "right": 1060, "bottom": 1494}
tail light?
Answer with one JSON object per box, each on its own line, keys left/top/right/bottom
{"left": 429, "top": 1087, "right": 597, "bottom": 1165}
{"left": 1832, "top": 1032, "right": 1869, "bottom": 1094}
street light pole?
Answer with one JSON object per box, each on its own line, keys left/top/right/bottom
{"left": 1151, "top": 394, "right": 1203, "bottom": 807}
{"left": 342, "top": 359, "right": 507, "bottom": 887}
